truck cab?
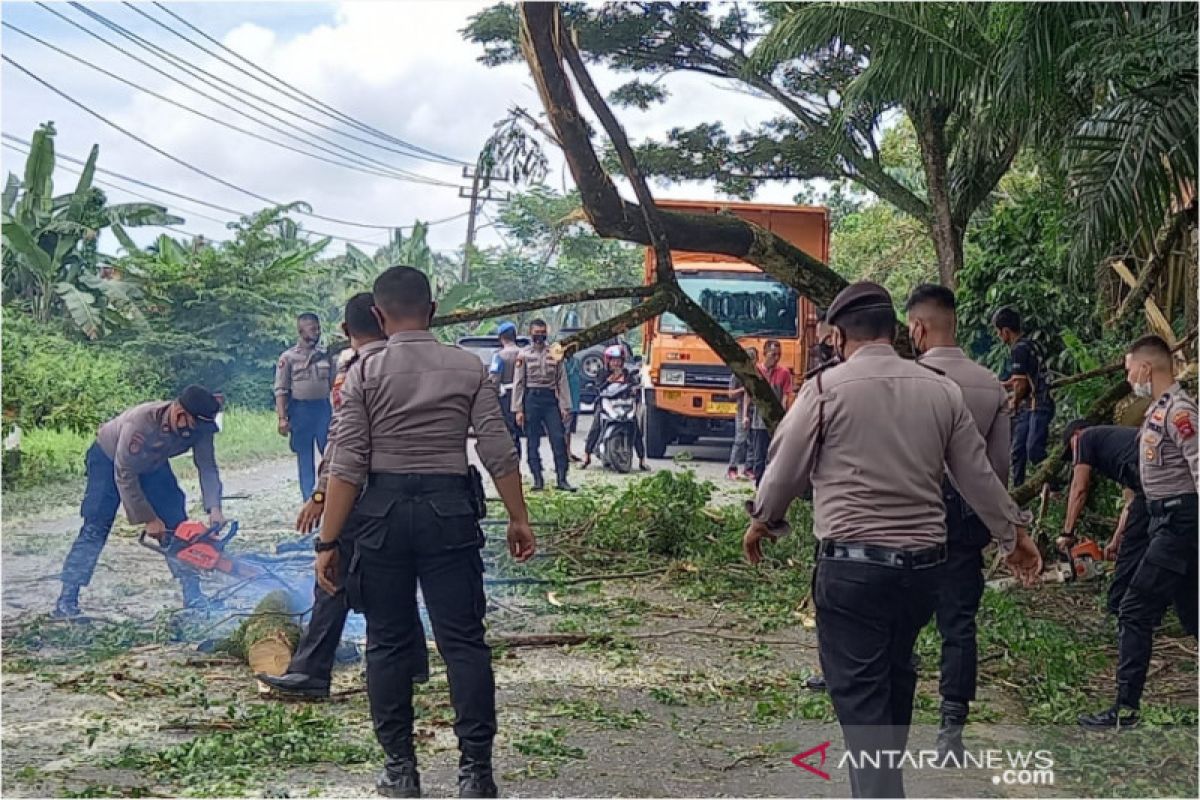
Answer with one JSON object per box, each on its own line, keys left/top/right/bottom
{"left": 642, "top": 200, "right": 828, "bottom": 458}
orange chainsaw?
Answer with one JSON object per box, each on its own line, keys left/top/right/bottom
{"left": 1061, "top": 536, "right": 1108, "bottom": 583}
{"left": 139, "top": 520, "right": 264, "bottom": 580}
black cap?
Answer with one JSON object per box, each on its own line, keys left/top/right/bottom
{"left": 177, "top": 385, "right": 220, "bottom": 422}
{"left": 825, "top": 281, "right": 894, "bottom": 326}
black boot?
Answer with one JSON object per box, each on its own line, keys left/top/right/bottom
{"left": 1079, "top": 703, "right": 1139, "bottom": 731}
{"left": 52, "top": 584, "right": 83, "bottom": 619}
{"left": 936, "top": 699, "right": 969, "bottom": 764}
{"left": 555, "top": 473, "right": 577, "bottom": 492}
{"left": 255, "top": 672, "right": 331, "bottom": 699}
{"left": 805, "top": 674, "right": 827, "bottom": 692}
{"left": 377, "top": 752, "right": 421, "bottom": 798}
{"left": 458, "top": 752, "right": 497, "bottom": 799}
{"left": 531, "top": 473, "right": 545, "bottom": 492}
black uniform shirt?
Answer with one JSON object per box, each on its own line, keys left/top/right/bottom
{"left": 1075, "top": 425, "right": 1140, "bottom": 492}
{"left": 1010, "top": 337, "right": 1053, "bottom": 410}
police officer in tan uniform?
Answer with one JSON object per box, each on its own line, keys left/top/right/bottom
{"left": 745, "top": 282, "right": 1041, "bottom": 798}
{"left": 905, "top": 284, "right": 1011, "bottom": 759}
{"left": 511, "top": 318, "right": 575, "bottom": 492}
{"left": 314, "top": 267, "right": 535, "bottom": 799}
{"left": 488, "top": 321, "right": 523, "bottom": 455}
{"left": 259, "top": 293, "right": 430, "bottom": 699}
{"left": 54, "top": 386, "right": 225, "bottom": 618}
{"left": 275, "top": 313, "right": 335, "bottom": 501}
{"left": 1080, "top": 335, "right": 1198, "bottom": 730}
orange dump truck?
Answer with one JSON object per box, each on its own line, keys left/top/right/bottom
{"left": 642, "top": 200, "right": 829, "bottom": 458}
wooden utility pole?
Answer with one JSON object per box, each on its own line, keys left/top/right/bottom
{"left": 459, "top": 164, "right": 510, "bottom": 282}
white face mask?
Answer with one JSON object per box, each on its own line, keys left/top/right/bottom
{"left": 1133, "top": 381, "right": 1154, "bottom": 399}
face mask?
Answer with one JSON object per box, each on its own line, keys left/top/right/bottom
{"left": 532, "top": 334, "right": 548, "bottom": 345}
{"left": 817, "top": 341, "right": 835, "bottom": 362}
{"left": 1133, "top": 381, "right": 1154, "bottom": 399}
{"left": 908, "top": 323, "right": 925, "bottom": 356}
{"left": 833, "top": 328, "right": 847, "bottom": 362}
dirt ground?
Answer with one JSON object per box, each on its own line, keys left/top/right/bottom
{"left": 2, "top": 425, "right": 1193, "bottom": 798}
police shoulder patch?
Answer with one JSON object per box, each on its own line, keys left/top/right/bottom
{"left": 1172, "top": 410, "right": 1196, "bottom": 440}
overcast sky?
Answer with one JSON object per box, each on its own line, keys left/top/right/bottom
{"left": 0, "top": 1, "right": 809, "bottom": 257}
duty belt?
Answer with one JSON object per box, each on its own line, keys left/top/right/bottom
{"left": 818, "top": 540, "right": 947, "bottom": 570}
{"left": 1147, "top": 492, "right": 1198, "bottom": 516}
{"left": 367, "top": 472, "right": 471, "bottom": 495}
{"left": 528, "top": 386, "right": 556, "bottom": 394}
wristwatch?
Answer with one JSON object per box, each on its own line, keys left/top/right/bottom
{"left": 311, "top": 491, "right": 325, "bottom": 504}
{"left": 314, "top": 538, "right": 338, "bottom": 553}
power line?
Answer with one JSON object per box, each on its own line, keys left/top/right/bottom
{"left": 34, "top": 3, "right": 459, "bottom": 186}
{"left": 2, "top": 55, "right": 440, "bottom": 232}
{"left": 143, "top": 1, "right": 469, "bottom": 166}
{"left": 3, "top": 21, "right": 456, "bottom": 187}
{"left": 59, "top": 2, "right": 461, "bottom": 174}
{"left": 2, "top": 135, "right": 468, "bottom": 246}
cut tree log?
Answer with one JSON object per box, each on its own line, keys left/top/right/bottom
{"left": 214, "top": 590, "right": 305, "bottom": 692}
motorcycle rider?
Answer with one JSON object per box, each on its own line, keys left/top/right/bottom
{"left": 581, "top": 346, "right": 649, "bottom": 472}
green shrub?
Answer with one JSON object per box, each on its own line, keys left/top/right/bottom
{"left": 12, "top": 426, "right": 91, "bottom": 486}
{"left": 2, "top": 309, "right": 166, "bottom": 433}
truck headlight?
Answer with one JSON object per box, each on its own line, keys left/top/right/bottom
{"left": 660, "top": 368, "right": 686, "bottom": 386}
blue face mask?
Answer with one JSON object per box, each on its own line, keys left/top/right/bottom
{"left": 532, "top": 333, "right": 548, "bottom": 345}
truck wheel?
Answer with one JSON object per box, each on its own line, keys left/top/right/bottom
{"left": 645, "top": 406, "right": 671, "bottom": 459}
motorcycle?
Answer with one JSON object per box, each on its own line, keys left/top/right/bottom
{"left": 594, "top": 380, "right": 639, "bottom": 473}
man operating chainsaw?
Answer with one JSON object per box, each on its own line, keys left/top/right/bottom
{"left": 259, "top": 292, "right": 430, "bottom": 699}
{"left": 54, "top": 385, "right": 225, "bottom": 618}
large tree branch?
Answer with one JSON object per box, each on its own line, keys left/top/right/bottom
{"left": 430, "top": 284, "right": 654, "bottom": 327}
{"left": 557, "top": 291, "right": 674, "bottom": 353}
{"left": 555, "top": 11, "right": 785, "bottom": 427}
{"left": 519, "top": 4, "right": 847, "bottom": 309}
{"left": 950, "top": 132, "right": 1021, "bottom": 228}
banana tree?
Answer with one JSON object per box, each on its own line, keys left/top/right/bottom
{"left": 342, "top": 221, "right": 494, "bottom": 319}
{"left": 1, "top": 122, "right": 182, "bottom": 337}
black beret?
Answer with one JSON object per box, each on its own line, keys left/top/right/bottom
{"left": 177, "top": 385, "right": 220, "bottom": 422}
{"left": 825, "top": 281, "right": 894, "bottom": 326}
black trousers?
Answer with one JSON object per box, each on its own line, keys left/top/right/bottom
{"left": 286, "top": 551, "right": 430, "bottom": 683}
{"left": 498, "top": 392, "right": 521, "bottom": 459}
{"left": 1116, "top": 494, "right": 1198, "bottom": 709}
{"left": 584, "top": 418, "right": 645, "bottom": 459}
{"left": 815, "top": 555, "right": 940, "bottom": 798}
{"left": 346, "top": 474, "right": 494, "bottom": 759}
{"left": 1107, "top": 493, "right": 1151, "bottom": 616}
{"left": 523, "top": 389, "right": 569, "bottom": 481}
{"left": 750, "top": 428, "right": 770, "bottom": 486}
{"left": 934, "top": 540, "right": 985, "bottom": 704}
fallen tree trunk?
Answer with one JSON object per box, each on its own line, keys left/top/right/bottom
{"left": 214, "top": 590, "right": 305, "bottom": 688}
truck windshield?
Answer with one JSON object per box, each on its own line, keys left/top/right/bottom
{"left": 659, "top": 271, "right": 799, "bottom": 337}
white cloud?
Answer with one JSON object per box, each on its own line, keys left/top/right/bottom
{"left": 1, "top": 1, "right": 813, "bottom": 257}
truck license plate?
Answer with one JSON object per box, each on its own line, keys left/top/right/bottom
{"left": 707, "top": 402, "right": 737, "bottom": 415}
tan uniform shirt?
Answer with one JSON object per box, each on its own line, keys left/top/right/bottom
{"left": 1138, "top": 383, "right": 1199, "bottom": 500}
{"left": 511, "top": 344, "right": 571, "bottom": 416}
{"left": 274, "top": 343, "right": 335, "bottom": 402}
{"left": 96, "top": 401, "right": 222, "bottom": 524}
{"left": 919, "top": 346, "right": 1011, "bottom": 484}
{"left": 327, "top": 331, "right": 519, "bottom": 485}
{"left": 489, "top": 343, "right": 522, "bottom": 395}
{"left": 316, "top": 340, "right": 386, "bottom": 495}
{"left": 753, "top": 344, "right": 1028, "bottom": 553}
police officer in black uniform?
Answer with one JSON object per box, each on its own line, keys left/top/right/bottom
{"left": 1080, "top": 335, "right": 1197, "bottom": 730}
{"left": 315, "top": 266, "right": 535, "bottom": 798}
{"left": 1058, "top": 420, "right": 1149, "bottom": 615}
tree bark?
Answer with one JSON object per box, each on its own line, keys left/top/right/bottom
{"left": 430, "top": 284, "right": 654, "bottom": 327}
{"left": 519, "top": 3, "right": 848, "bottom": 308}
{"left": 557, "top": 291, "right": 673, "bottom": 353}
{"left": 911, "top": 104, "right": 962, "bottom": 288}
